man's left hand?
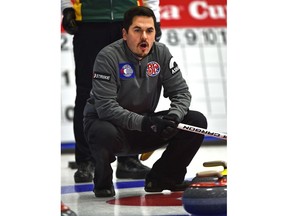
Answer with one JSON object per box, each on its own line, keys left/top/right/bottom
{"left": 161, "top": 114, "right": 180, "bottom": 140}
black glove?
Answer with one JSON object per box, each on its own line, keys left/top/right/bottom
{"left": 142, "top": 115, "right": 178, "bottom": 140}
{"left": 155, "top": 22, "right": 162, "bottom": 42}
{"left": 161, "top": 114, "right": 180, "bottom": 139}
{"left": 62, "top": 7, "right": 78, "bottom": 35}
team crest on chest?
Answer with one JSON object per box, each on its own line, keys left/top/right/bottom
{"left": 119, "top": 63, "right": 135, "bottom": 79}
{"left": 146, "top": 61, "right": 160, "bottom": 77}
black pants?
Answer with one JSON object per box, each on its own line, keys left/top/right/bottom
{"left": 72, "top": 22, "right": 124, "bottom": 164}
{"left": 84, "top": 110, "right": 208, "bottom": 189}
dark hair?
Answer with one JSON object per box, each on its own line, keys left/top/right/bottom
{"left": 123, "top": 6, "right": 156, "bottom": 32}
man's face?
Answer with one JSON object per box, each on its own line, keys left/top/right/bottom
{"left": 122, "top": 16, "right": 156, "bottom": 59}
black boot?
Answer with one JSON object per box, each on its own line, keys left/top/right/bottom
{"left": 74, "top": 161, "right": 95, "bottom": 183}
{"left": 116, "top": 156, "right": 151, "bottom": 179}
{"left": 145, "top": 179, "right": 192, "bottom": 192}
{"left": 93, "top": 185, "right": 115, "bottom": 198}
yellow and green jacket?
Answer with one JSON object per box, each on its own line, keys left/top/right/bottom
{"left": 61, "top": 0, "right": 160, "bottom": 22}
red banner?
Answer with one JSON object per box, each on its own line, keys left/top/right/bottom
{"left": 160, "top": 0, "right": 227, "bottom": 28}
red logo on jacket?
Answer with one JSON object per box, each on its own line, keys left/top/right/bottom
{"left": 146, "top": 61, "right": 160, "bottom": 77}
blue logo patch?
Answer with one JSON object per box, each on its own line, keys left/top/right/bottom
{"left": 119, "top": 63, "right": 135, "bottom": 79}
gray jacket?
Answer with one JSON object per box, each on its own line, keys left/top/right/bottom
{"left": 84, "top": 39, "right": 191, "bottom": 131}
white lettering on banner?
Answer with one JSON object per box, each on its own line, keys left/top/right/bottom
{"left": 160, "top": 5, "right": 182, "bottom": 20}
{"left": 189, "top": 1, "right": 227, "bottom": 20}
{"left": 159, "top": 0, "right": 226, "bottom": 27}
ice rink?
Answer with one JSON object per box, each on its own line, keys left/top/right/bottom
{"left": 61, "top": 142, "right": 227, "bottom": 216}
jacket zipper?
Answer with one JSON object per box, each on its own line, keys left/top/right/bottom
{"left": 139, "top": 60, "right": 142, "bottom": 78}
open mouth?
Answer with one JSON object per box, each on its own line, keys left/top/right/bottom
{"left": 140, "top": 42, "right": 148, "bottom": 49}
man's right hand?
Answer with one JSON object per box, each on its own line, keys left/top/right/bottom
{"left": 62, "top": 8, "right": 78, "bottom": 35}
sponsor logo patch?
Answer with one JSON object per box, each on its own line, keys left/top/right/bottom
{"left": 146, "top": 61, "right": 160, "bottom": 77}
{"left": 119, "top": 63, "right": 135, "bottom": 79}
{"left": 93, "top": 72, "right": 111, "bottom": 81}
{"left": 169, "top": 57, "right": 180, "bottom": 75}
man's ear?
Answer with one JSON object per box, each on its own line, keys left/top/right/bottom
{"left": 122, "top": 28, "right": 127, "bottom": 40}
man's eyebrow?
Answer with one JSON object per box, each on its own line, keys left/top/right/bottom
{"left": 132, "top": 26, "right": 154, "bottom": 30}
